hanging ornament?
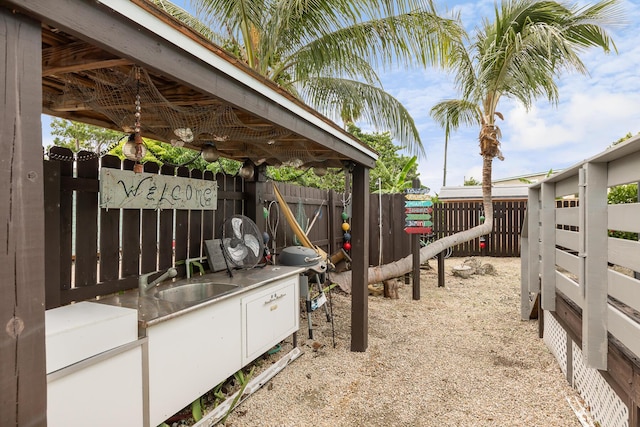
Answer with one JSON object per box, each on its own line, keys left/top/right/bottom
{"left": 121, "top": 67, "right": 146, "bottom": 173}
{"left": 343, "top": 241, "right": 352, "bottom": 251}
{"left": 341, "top": 222, "right": 350, "bottom": 232}
{"left": 341, "top": 211, "right": 349, "bottom": 221}
{"left": 343, "top": 232, "right": 351, "bottom": 241}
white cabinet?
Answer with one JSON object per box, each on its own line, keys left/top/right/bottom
{"left": 146, "top": 296, "right": 242, "bottom": 427}
{"left": 241, "top": 275, "right": 299, "bottom": 365}
{"left": 45, "top": 302, "right": 143, "bottom": 427}
{"left": 146, "top": 272, "right": 300, "bottom": 426}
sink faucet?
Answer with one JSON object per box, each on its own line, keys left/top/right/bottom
{"left": 139, "top": 267, "right": 178, "bottom": 296}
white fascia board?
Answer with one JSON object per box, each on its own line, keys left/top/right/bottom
{"left": 97, "top": 0, "right": 378, "bottom": 162}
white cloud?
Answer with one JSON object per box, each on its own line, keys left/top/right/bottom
{"left": 390, "top": 0, "right": 640, "bottom": 189}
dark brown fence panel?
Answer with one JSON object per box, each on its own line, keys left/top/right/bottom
{"left": 45, "top": 156, "right": 244, "bottom": 308}
{"left": 432, "top": 200, "right": 526, "bottom": 257}
{"left": 202, "top": 170, "right": 215, "bottom": 242}
{"left": 262, "top": 182, "right": 336, "bottom": 261}
{"left": 55, "top": 147, "right": 74, "bottom": 291}
{"left": 99, "top": 155, "right": 122, "bottom": 283}
{"left": 44, "top": 159, "right": 61, "bottom": 309}
{"left": 158, "top": 164, "right": 175, "bottom": 270}
{"left": 369, "top": 193, "right": 381, "bottom": 265}
{"left": 330, "top": 189, "right": 346, "bottom": 259}
{"left": 215, "top": 172, "right": 244, "bottom": 237}
{"left": 141, "top": 162, "right": 159, "bottom": 273}
{"left": 368, "top": 193, "right": 411, "bottom": 266}
{"left": 121, "top": 160, "right": 141, "bottom": 278}
{"left": 188, "top": 169, "right": 203, "bottom": 261}
{"left": 74, "top": 151, "right": 99, "bottom": 287}
{"left": 391, "top": 194, "right": 411, "bottom": 263}
{"left": 44, "top": 155, "right": 528, "bottom": 308}
{"left": 174, "top": 166, "right": 190, "bottom": 277}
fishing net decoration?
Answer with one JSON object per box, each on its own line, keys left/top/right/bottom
{"left": 49, "top": 66, "right": 332, "bottom": 167}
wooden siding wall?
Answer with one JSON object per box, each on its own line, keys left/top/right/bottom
{"left": 432, "top": 200, "right": 527, "bottom": 257}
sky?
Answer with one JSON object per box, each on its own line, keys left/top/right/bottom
{"left": 380, "top": 0, "right": 640, "bottom": 191}
{"left": 41, "top": 0, "right": 640, "bottom": 192}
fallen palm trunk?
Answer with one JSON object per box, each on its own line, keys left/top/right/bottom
{"left": 330, "top": 222, "right": 492, "bottom": 293}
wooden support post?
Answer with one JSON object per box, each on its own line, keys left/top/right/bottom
{"left": 540, "top": 182, "right": 556, "bottom": 311}
{"left": 538, "top": 295, "right": 544, "bottom": 339}
{"left": 437, "top": 252, "right": 445, "bottom": 287}
{"left": 351, "top": 164, "right": 369, "bottom": 352}
{"left": 582, "top": 162, "right": 608, "bottom": 370}
{"left": 520, "top": 231, "right": 530, "bottom": 320}
{"left": 528, "top": 188, "right": 541, "bottom": 296}
{"left": 0, "top": 8, "right": 47, "bottom": 425}
{"left": 412, "top": 233, "right": 420, "bottom": 300}
{"left": 244, "top": 164, "right": 267, "bottom": 230}
{"left": 411, "top": 178, "right": 420, "bottom": 299}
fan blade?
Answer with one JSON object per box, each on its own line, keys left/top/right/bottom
{"left": 227, "top": 244, "right": 248, "bottom": 261}
{"left": 243, "top": 234, "right": 261, "bottom": 257}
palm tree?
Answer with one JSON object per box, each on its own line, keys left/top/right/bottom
{"left": 152, "top": 0, "right": 464, "bottom": 157}
{"left": 425, "top": 0, "right": 621, "bottom": 255}
{"left": 333, "top": 0, "right": 622, "bottom": 291}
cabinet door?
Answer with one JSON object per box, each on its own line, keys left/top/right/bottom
{"left": 147, "top": 297, "right": 241, "bottom": 427}
{"left": 242, "top": 276, "right": 299, "bottom": 364}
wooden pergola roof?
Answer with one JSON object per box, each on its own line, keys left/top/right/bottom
{"left": 1, "top": 2, "right": 373, "bottom": 423}
{"left": 33, "top": 0, "right": 378, "bottom": 169}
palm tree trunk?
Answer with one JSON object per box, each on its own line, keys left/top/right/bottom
{"left": 331, "top": 156, "right": 495, "bottom": 292}
{"left": 442, "top": 135, "right": 449, "bottom": 187}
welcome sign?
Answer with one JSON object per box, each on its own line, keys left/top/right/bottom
{"left": 100, "top": 168, "right": 218, "bottom": 210}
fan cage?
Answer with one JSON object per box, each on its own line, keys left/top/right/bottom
{"left": 220, "top": 215, "right": 264, "bottom": 269}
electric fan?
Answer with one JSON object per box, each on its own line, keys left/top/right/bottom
{"left": 220, "top": 215, "right": 265, "bottom": 269}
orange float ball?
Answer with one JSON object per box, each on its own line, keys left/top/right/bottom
{"left": 341, "top": 222, "right": 350, "bottom": 232}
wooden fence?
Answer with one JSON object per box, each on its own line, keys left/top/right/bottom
{"left": 44, "top": 148, "right": 345, "bottom": 308}
{"left": 521, "top": 134, "right": 640, "bottom": 427}
{"left": 44, "top": 148, "right": 524, "bottom": 308}
{"left": 431, "top": 200, "right": 527, "bottom": 257}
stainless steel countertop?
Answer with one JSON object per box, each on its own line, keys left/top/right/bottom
{"left": 95, "top": 265, "right": 305, "bottom": 328}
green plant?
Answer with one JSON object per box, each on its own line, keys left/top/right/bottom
{"left": 191, "top": 397, "right": 203, "bottom": 422}
{"left": 221, "top": 367, "right": 255, "bottom": 424}
{"left": 608, "top": 183, "right": 638, "bottom": 240}
{"left": 464, "top": 177, "right": 481, "bottom": 186}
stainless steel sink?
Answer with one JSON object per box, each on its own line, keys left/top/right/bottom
{"left": 154, "top": 282, "right": 239, "bottom": 303}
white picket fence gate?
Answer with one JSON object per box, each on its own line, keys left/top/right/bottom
{"left": 521, "top": 134, "right": 640, "bottom": 427}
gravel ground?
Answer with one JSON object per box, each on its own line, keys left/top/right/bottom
{"left": 222, "top": 257, "right": 581, "bottom": 427}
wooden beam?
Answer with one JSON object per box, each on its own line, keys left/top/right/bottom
{"left": 0, "top": 8, "right": 47, "bottom": 425}
{"left": 43, "top": 58, "right": 132, "bottom": 76}
{"left": 351, "top": 164, "right": 369, "bottom": 351}
{"left": 5, "top": 0, "right": 376, "bottom": 168}
{"left": 540, "top": 182, "right": 556, "bottom": 311}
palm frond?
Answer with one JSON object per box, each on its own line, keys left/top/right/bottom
{"left": 150, "top": 0, "right": 223, "bottom": 43}
{"left": 299, "top": 77, "right": 425, "bottom": 158}
{"left": 282, "top": 10, "right": 464, "bottom": 73}
{"left": 430, "top": 99, "right": 481, "bottom": 136}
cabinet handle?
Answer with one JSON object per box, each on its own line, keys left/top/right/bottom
{"left": 264, "top": 293, "right": 286, "bottom": 304}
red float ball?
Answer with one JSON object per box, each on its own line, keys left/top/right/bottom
{"left": 343, "top": 241, "right": 352, "bottom": 251}
{"left": 480, "top": 242, "right": 486, "bottom": 249}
